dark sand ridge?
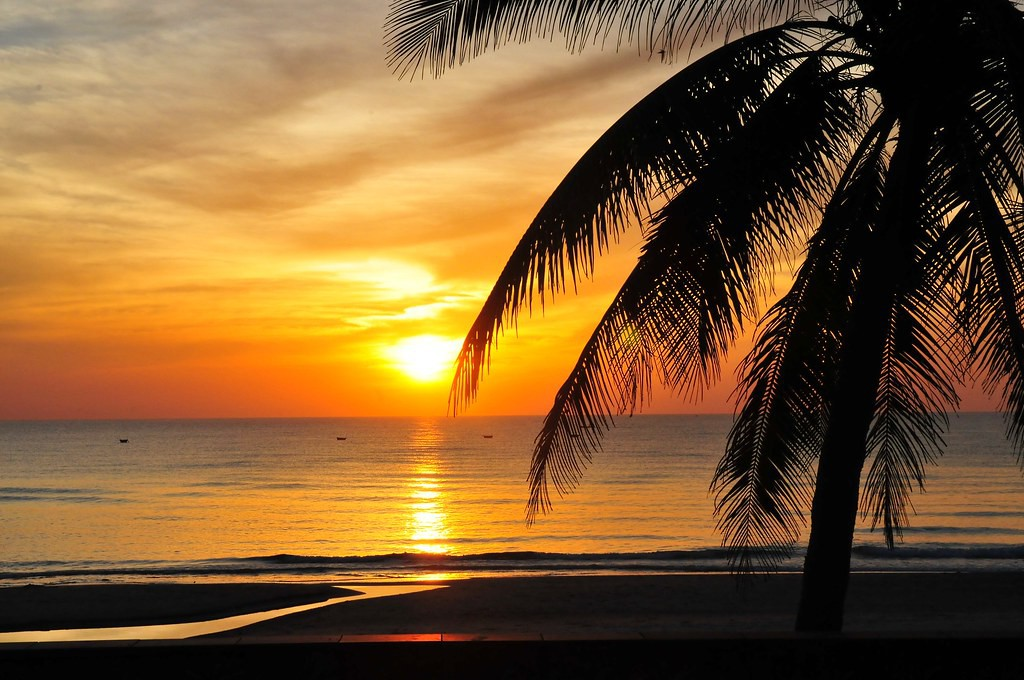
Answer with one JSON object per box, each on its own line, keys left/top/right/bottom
{"left": 0, "top": 583, "right": 352, "bottom": 634}
{"left": 2, "top": 573, "right": 1024, "bottom": 636}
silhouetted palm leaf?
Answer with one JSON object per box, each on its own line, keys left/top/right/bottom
{"left": 713, "top": 111, "right": 891, "bottom": 570}
{"left": 385, "top": 0, "right": 839, "bottom": 78}
{"left": 450, "top": 26, "right": 813, "bottom": 415}
{"left": 526, "top": 50, "right": 864, "bottom": 522}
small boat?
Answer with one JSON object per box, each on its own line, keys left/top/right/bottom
{"left": 483, "top": 435, "right": 493, "bottom": 439}
{"left": 119, "top": 439, "right": 129, "bottom": 443}
{"left": 336, "top": 437, "right": 347, "bottom": 440}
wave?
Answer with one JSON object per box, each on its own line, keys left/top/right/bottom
{"left": 5, "top": 545, "right": 1024, "bottom": 585}
{"left": 0, "top": 550, "right": 741, "bottom": 584}
{"left": 893, "top": 526, "right": 1024, "bottom": 536}
{"left": 852, "top": 544, "right": 1024, "bottom": 560}
{"left": 0, "top": 486, "right": 121, "bottom": 504}
{"left": 254, "top": 549, "right": 735, "bottom": 567}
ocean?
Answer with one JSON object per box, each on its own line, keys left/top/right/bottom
{"left": 2, "top": 413, "right": 1023, "bottom": 585}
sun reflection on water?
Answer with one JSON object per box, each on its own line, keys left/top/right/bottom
{"left": 406, "top": 421, "right": 452, "bottom": 555}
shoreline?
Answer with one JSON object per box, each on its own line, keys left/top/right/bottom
{"left": 3, "top": 572, "right": 1024, "bottom": 638}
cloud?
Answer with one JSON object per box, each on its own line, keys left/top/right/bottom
{"left": 0, "top": 2, "right": 380, "bottom": 203}
{"left": 0, "top": 1, "right": 673, "bottom": 231}
{"left": 424, "top": 48, "right": 670, "bottom": 157}
{"left": 0, "top": 1, "right": 694, "bottom": 417}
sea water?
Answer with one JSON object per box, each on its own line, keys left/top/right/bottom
{"left": 1, "top": 413, "right": 1023, "bottom": 584}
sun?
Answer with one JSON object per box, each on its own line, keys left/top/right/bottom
{"left": 385, "top": 335, "right": 463, "bottom": 383}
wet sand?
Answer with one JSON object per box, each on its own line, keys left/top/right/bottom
{"left": 2, "top": 574, "right": 1023, "bottom": 679}
{"left": 2, "top": 572, "right": 1024, "bottom": 637}
{"left": 0, "top": 583, "right": 351, "bottom": 634}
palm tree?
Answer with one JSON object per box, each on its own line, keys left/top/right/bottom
{"left": 385, "top": 0, "right": 1024, "bottom": 631}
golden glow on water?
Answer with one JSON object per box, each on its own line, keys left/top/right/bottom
{"left": 414, "top": 572, "right": 461, "bottom": 581}
{"left": 406, "top": 421, "right": 453, "bottom": 555}
{"left": 7, "top": 415, "right": 1024, "bottom": 579}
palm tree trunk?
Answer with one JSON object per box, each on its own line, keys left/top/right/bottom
{"left": 795, "top": 106, "right": 930, "bottom": 632}
{"left": 795, "top": 281, "right": 891, "bottom": 631}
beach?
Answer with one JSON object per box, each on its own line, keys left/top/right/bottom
{"left": 2, "top": 573, "right": 1024, "bottom": 678}
{"left": 4, "top": 573, "right": 1024, "bottom": 636}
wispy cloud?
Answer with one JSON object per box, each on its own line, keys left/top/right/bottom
{"left": 0, "top": 0, "right": 683, "bottom": 417}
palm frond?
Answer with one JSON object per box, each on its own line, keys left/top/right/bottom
{"left": 712, "top": 110, "right": 894, "bottom": 573}
{"left": 384, "top": 0, "right": 838, "bottom": 78}
{"left": 861, "top": 4, "right": 1024, "bottom": 543}
{"left": 945, "top": 15, "right": 1024, "bottom": 464}
{"left": 960, "top": 6, "right": 1024, "bottom": 204}
{"left": 523, "top": 51, "right": 867, "bottom": 522}
{"left": 932, "top": 3, "right": 1024, "bottom": 386}
{"left": 862, "top": 299, "right": 959, "bottom": 548}
{"left": 964, "top": 162, "right": 1024, "bottom": 461}
{"left": 450, "top": 26, "right": 818, "bottom": 414}
{"left": 526, "top": 193, "right": 775, "bottom": 520}
{"left": 856, "top": 82, "right": 1004, "bottom": 545}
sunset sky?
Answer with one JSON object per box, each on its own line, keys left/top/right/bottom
{"left": 0, "top": 1, "right": 999, "bottom": 420}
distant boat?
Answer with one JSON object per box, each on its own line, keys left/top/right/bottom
{"left": 483, "top": 435, "right": 493, "bottom": 439}
{"left": 119, "top": 439, "right": 129, "bottom": 443}
{"left": 336, "top": 437, "right": 347, "bottom": 440}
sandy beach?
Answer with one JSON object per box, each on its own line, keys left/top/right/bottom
{"left": 3, "top": 572, "right": 1024, "bottom": 636}
{"left": 206, "top": 571, "right": 1024, "bottom": 636}
{"left": 2, "top": 573, "right": 1024, "bottom": 678}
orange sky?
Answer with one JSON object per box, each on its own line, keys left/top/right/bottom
{"left": 0, "top": 2, "right": 1000, "bottom": 420}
